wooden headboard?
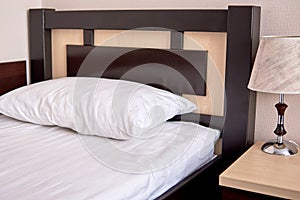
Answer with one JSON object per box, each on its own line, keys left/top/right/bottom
{"left": 66, "top": 45, "right": 208, "bottom": 96}
{"left": 0, "top": 61, "right": 27, "bottom": 96}
{"left": 28, "top": 6, "right": 260, "bottom": 163}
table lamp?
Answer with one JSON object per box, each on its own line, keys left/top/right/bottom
{"left": 248, "top": 35, "right": 300, "bottom": 156}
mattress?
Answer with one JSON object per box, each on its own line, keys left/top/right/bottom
{"left": 0, "top": 114, "right": 220, "bottom": 200}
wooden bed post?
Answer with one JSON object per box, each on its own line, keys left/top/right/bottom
{"left": 29, "top": 9, "right": 54, "bottom": 83}
{"left": 222, "top": 6, "right": 260, "bottom": 163}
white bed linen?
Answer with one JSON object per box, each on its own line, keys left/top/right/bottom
{"left": 0, "top": 115, "right": 220, "bottom": 200}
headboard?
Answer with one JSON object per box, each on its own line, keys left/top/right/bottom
{"left": 28, "top": 6, "right": 260, "bottom": 162}
{"left": 66, "top": 45, "right": 208, "bottom": 96}
{"left": 0, "top": 61, "right": 27, "bottom": 96}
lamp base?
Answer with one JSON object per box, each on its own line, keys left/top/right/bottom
{"left": 261, "top": 139, "right": 298, "bottom": 156}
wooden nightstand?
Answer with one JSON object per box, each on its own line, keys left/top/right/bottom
{"left": 219, "top": 141, "right": 300, "bottom": 200}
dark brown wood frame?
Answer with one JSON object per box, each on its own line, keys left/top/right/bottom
{"left": 0, "top": 61, "right": 27, "bottom": 96}
{"left": 28, "top": 5, "right": 260, "bottom": 199}
{"left": 66, "top": 45, "right": 208, "bottom": 96}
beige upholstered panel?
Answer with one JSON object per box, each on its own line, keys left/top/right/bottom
{"left": 52, "top": 29, "right": 83, "bottom": 78}
{"left": 183, "top": 32, "right": 226, "bottom": 116}
{"left": 51, "top": 30, "right": 226, "bottom": 116}
{"left": 94, "top": 30, "right": 170, "bottom": 48}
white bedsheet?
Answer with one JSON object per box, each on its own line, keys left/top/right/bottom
{"left": 0, "top": 115, "right": 220, "bottom": 200}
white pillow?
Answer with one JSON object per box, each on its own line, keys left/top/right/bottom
{"left": 0, "top": 77, "right": 196, "bottom": 139}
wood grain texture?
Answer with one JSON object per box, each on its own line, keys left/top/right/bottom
{"left": 0, "top": 61, "right": 27, "bottom": 95}
{"left": 219, "top": 141, "right": 300, "bottom": 199}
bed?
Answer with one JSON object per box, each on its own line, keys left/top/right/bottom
{"left": 0, "top": 5, "right": 260, "bottom": 200}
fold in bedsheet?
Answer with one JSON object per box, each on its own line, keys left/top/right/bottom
{"left": 0, "top": 115, "right": 220, "bottom": 200}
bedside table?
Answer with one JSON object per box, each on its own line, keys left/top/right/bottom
{"left": 219, "top": 141, "right": 300, "bottom": 200}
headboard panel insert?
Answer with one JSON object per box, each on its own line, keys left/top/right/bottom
{"left": 67, "top": 45, "right": 207, "bottom": 96}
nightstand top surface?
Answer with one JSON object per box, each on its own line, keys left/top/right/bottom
{"left": 219, "top": 141, "right": 300, "bottom": 199}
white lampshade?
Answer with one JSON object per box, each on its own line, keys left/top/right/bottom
{"left": 248, "top": 36, "right": 300, "bottom": 94}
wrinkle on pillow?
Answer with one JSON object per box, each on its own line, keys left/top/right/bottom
{"left": 0, "top": 77, "right": 196, "bottom": 139}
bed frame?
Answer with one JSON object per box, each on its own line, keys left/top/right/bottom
{"left": 28, "top": 5, "right": 260, "bottom": 199}
{"left": 0, "top": 61, "right": 27, "bottom": 96}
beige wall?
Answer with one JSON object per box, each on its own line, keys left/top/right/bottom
{"left": 0, "top": 0, "right": 41, "bottom": 82}
{"left": 1, "top": 0, "right": 299, "bottom": 144}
